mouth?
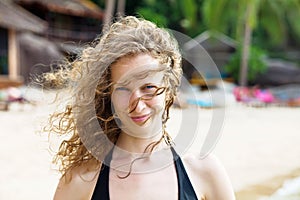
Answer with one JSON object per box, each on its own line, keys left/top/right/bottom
{"left": 130, "top": 114, "right": 151, "bottom": 124}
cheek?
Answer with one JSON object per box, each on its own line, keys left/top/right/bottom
{"left": 111, "top": 95, "right": 127, "bottom": 112}
{"left": 147, "top": 94, "right": 166, "bottom": 109}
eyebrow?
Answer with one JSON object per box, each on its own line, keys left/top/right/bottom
{"left": 141, "top": 83, "right": 160, "bottom": 87}
{"left": 113, "top": 82, "right": 161, "bottom": 90}
{"left": 117, "top": 72, "right": 149, "bottom": 86}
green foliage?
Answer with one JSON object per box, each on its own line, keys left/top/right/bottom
{"left": 202, "top": 0, "right": 242, "bottom": 40}
{"left": 136, "top": 7, "right": 168, "bottom": 27}
{"left": 285, "top": 0, "right": 300, "bottom": 43}
{"left": 225, "top": 46, "right": 267, "bottom": 83}
{"left": 92, "top": 0, "right": 300, "bottom": 49}
{"left": 202, "top": 0, "right": 300, "bottom": 48}
{"left": 136, "top": 0, "right": 175, "bottom": 27}
{"left": 178, "top": 0, "right": 197, "bottom": 29}
{"left": 135, "top": 0, "right": 204, "bottom": 37}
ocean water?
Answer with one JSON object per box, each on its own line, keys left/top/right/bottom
{"left": 262, "top": 177, "right": 300, "bottom": 200}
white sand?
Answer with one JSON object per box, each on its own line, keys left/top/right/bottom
{"left": 1, "top": 91, "right": 300, "bottom": 199}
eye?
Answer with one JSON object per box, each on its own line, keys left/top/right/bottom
{"left": 115, "top": 86, "right": 130, "bottom": 92}
{"left": 142, "top": 84, "right": 157, "bottom": 90}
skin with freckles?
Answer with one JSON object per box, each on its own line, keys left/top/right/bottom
{"left": 111, "top": 54, "right": 166, "bottom": 141}
{"left": 46, "top": 16, "right": 235, "bottom": 200}
{"left": 54, "top": 53, "right": 236, "bottom": 200}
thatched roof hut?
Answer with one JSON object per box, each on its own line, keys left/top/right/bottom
{"left": 0, "top": 0, "right": 47, "bottom": 33}
{"left": 0, "top": 0, "right": 103, "bottom": 85}
{"left": 183, "top": 30, "right": 237, "bottom": 81}
{"left": 16, "top": 0, "right": 104, "bottom": 19}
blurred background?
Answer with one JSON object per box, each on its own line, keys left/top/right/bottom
{"left": 0, "top": 0, "right": 300, "bottom": 199}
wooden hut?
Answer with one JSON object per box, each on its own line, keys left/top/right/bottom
{"left": 15, "top": 0, "right": 105, "bottom": 82}
{"left": 183, "top": 31, "right": 237, "bottom": 86}
{"left": 16, "top": 0, "right": 104, "bottom": 42}
{"left": 0, "top": 0, "right": 47, "bottom": 87}
{"left": 0, "top": 0, "right": 104, "bottom": 86}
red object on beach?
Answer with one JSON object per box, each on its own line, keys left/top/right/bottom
{"left": 233, "top": 87, "right": 250, "bottom": 102}
{"left": 254, "top": 89, "right": 275, "bottom": 103}
{"left": 233, "top": 86, "right": 275, "bottom": 104}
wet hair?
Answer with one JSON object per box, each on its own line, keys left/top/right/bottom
{"left": 42, "top": 16, "right": 182, "bottom": 178}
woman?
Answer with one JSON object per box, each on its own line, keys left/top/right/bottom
{"left": 44, "top": 16, "right": 235, "bottom": 200}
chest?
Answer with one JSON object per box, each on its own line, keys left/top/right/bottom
{"left": 109, "top": 163, "right": 178, "bottom": 200}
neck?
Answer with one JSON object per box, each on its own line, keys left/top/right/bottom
{"left": 116, "top": 131, "right": 165, "bottom": 154}
{"left": 110, "top": 131, "right": 174, "bottom": 177}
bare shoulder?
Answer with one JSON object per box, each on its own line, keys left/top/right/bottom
{"left": 53, "top": 161, "right": 100, "bottom": 200}
{"left": 182, "top": 152, "right": 236, "bottom": 200}
{"left": 183, "top": 152, "right": 225, "bottom": 176}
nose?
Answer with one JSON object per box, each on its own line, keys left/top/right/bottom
{"left": 128, "top": 90, "right": 147, "bottom": 113}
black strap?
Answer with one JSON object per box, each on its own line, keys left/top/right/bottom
{"left": 171, "top": 147, "right": 198, "bottom": 200}
{"left": 92, "top": 147, "right": 198, "bottom": 200}
{"left": 91, "top": 148, "right": 113, "bottom": 200}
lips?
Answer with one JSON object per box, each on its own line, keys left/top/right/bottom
{"left": 130, "top": 114, "right": 151, "bottom": 124}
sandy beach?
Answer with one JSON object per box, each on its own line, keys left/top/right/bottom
{"left": 0, "top": 89, "right": 300, "bottom": 200}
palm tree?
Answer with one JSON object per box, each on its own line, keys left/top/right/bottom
{"left": 103, "top": 0, "right": 127, "bottom": 25}
{"left": 135, "top": 0, "right": 204, "bottom": 36}
{"left": 104, "top": 0, "right": 116, "bottom": 26}
{"left": 240, "top": 1, "right": 258, "bottom": 86}
{"left": 117, "top": 0, "right": 126, "bottom": 16}
{"left": 203, "top": 0, "right": 300, "bottom": 86}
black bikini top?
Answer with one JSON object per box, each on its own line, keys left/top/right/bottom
{"left": 91, "top": 147, "right": 198, "bottom": 200}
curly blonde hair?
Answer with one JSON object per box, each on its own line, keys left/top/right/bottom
{"left": 42, "top": 16, "right": 182, "bottom": 177}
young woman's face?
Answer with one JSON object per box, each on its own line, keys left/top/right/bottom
{"left": 110, "top": 53, "right": 166, "bottom": 138}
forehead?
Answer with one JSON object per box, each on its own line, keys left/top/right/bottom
{"left": 110, "top": 53, "right": 161, "bottom": 83}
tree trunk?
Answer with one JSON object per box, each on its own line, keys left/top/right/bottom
{"left": 117, "top": 0, "right": 126, "bottom": 16}
{"left": 239, "top": 4, "right": 253, "bottom": 86}
{"left": 104, "top": 0, "right": 116, "bottom": 26}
